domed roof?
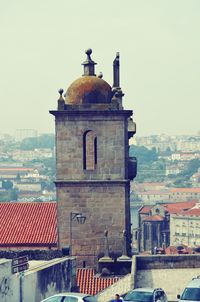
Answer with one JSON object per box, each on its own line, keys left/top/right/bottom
{"left": 64, "top": 49, "right": 112, "bottom": 105}
{"left": 65, "top": 75, "right": 112, "bottom": 105}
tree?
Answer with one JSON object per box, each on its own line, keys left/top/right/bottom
{"left": 129, "top": 145, "right": 158, "bottom": 164}
{"left": 2, "top": 180, "right": 13, "bottom": 190}
{"left": 20, "top": 134, "right": 55, "bottom": 150}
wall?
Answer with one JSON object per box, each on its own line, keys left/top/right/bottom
{"left": 170, "top": 214, "right": 200, "bottom": 247}
{"left": 55, "top": 111, "right": 132, "bottom": 264}
{"left": 136, "top": 255, "right": 200, "bottom": 302}
{"left": 0, "top": 250, "right": 62, "bottom": 259}
{"left": 136, "top": 268, "right": 200, "bottom": 302}
{"left": 57, "top": 182, "right": 129, "bottom": 265}
{"left": 56, "top": 115, "right": 126, "bottom": 181}
{"left": 97, "top": 257, "right": 136, "bottom": 302}
{"left": 96, "top": 255, "right": 200, "bottom": 302}
{"left": 0, "top": 257, "right": 76, "bottom": 302}
{"left": 136, "top": 254, "right": 200, "bottom": 270}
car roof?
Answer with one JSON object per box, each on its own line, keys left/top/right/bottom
{"left": 187, "top": 276, "right": 200, "bottom": 288}
{"left": 46, "top": 293, "right": 91, "bottom": 298}
{"left": 129, "top": 288, "right": 157, "bottom": 293}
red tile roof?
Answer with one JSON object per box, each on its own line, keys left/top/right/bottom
{"left": 0, "top": 202, "right": 57, "bottom": 247}
{"left": 143, "top": 215, "right": 164, "bottom": 222}
{"left": 139, "top": 201, "right": 197, "bottom": 216}
{"left": 163, "top": 201, "right": 197, "bottom": 214}
{"left": 171, "top": 188, "right": 200, "bottom": 193}
{"left": 178, "top": 208, "right": 200, "bottom": 217}
{"left": 139, "top": 206, "right": 152, "bottom": 214}
{"left": 76, "top": 268, "right": 119, "bottom": 295}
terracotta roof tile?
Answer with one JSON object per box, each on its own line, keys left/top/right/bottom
{"left": 143, "top": 215, "right": 164, "bottom": 222}
{"left": 76, "top": 268, "right": 119, "bottom": 295}
{"left": 171, "top": 188, "right": 200, "bottom": 193}
{"left": 179, "top": 208, "right": 200, "bottom": 217}
{"left": 0, "top": 202, "right": 57, "bottom": 247}
{"left": 139, "top": 206, "right": 152, "bottom": 214}
{"left": 163, "top": 201, "right": 197, "bottom": 214}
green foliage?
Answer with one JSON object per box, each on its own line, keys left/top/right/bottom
{"left": 129, "top": 145, "right": 158, "bottom": 164}
{"left": 2, "top": 180, "right": 13, "bottom": 190}
{"left": 0, "top": 188, "right": 18, "bottom": 201}
{"left": 20, "top": 134, "right": 55, "bottom": 150}
{"left": 129, "top": 145, "right": 164, "bottom": 182}
{"left": 179, "top": 159, "right": 200, "bottom": 178}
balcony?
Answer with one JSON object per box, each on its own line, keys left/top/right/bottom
{"left": 128, "top": 156, "right": 137, "bottom": 180}
{"left": 128, "top": 118, "right": 136, "bottom": 139}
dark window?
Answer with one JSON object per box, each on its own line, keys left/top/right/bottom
{"left": 63, "top": 297, "right": 78, "bottom": 302}
{"left": 181, "top": 288, "right": 200, "bottom": 301}
{"left": 83, "top": 296, "right": 98, "bottom": 302}
{"left": 144, "top": 224, "right": 150, "bottom": 240}
{"left": 45, "top": 296, "right": 63, "bottom": 302}
{"left": 124, "top": 291, "right": 153, "bottom": 302}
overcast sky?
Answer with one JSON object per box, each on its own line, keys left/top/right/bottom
{"left": 0, "top": 0, "right": 199, "bottom": 136}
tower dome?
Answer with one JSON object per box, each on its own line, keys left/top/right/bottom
{"left": 65, "top": 49, "right": 112, "bottom": 105}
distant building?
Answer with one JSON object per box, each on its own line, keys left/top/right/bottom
{"left": 136, "top": 201, "right": 197, "bottom": 253}
{"left": 170, "top": 188, "right": 200, "bottom": 201}
{"left": 0, "top": 167, "right": 35, "bottom": 180}
{"left": 171, "top": 151, "right": 200, "bottom": 161}
{"left": 170, "top": 205, "right": 200, "bottom": 247}
{"left": 165, "top": 165, "right": 182, "bottom": 176}
{"left": 14, "top": 182, "right": 41, "bottom": 192}
{"left": 190, "top": 169, "right": 200, "bottom": 186}
{"left": 137, "top": 190, "right": 171, "bottom": 203}
{"left": 10, "top": 148, "right": 53, "bottom": 162}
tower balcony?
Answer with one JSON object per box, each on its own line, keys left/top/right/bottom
{"left": 128, "top": 156, "right": 137, "bottom": 180}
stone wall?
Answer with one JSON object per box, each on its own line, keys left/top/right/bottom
{"left": 97, "top": 257, "right": 136, "bottom": 302}
{"left": 0, "top": 249, "right": 63, "bottom": 260}
{"left": 136, "top": 255, "right": 200, "bottom": 301}
{"left": 56, "top": 115, "right": 127, "bottom": 181}
{"left": 136, "top": 254, "right": 200, "bottom": 270}
{"left": 96, "top": 255, "right": 200, "bottom": 302}
{"left": 0, "top": 257, "right": 76, "bottom": 302}
{"left": 54, "top": 110, "right": 132, "bottom": 264}
{"left": 57, "top": 181, "right": 130, "bottom": 266}
{"left": 136, "top": 267, "right": 200, "bottom": 302}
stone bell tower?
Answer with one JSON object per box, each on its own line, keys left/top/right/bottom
{"left": 50, "top": 49, "right": 137, "bottom": 265}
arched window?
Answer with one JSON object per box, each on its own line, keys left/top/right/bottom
{"left": 83, "top": 130, "right": 97, "bottom": 170}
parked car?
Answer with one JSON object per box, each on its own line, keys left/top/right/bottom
{"left": 123, "top": 287, "right": 168, "bottom": 302}
{"left": 177, "top": 275, "right": 200, "bottom": 302}
{"left": 41, "top": 293, "right": 97, "bottom": 302}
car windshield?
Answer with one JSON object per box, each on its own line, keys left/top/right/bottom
{"left": 181, "top": 288, "right": 200, "bottom": 301}
{"left": 83, "top": 296, "right": 98, "bottom": 302}
{"left": 124, "top": 291, "right": 153, "bottom": 302}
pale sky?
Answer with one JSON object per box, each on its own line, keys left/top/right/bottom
{"left": 0, "top": 0, "right": 199, "bottom": 136}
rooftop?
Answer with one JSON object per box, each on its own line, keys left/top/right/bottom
{"left": 0, "top": 202, "right": 57, "bottom": 247}
{"left": 76, "top": 268, "right": 119, "bottom": 295}
{"left": 171, "top": 188, "right": 200, "bottom": 193}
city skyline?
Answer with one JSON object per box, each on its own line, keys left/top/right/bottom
{"left": 0, "top": 1, "right": 199, "bottom": 136}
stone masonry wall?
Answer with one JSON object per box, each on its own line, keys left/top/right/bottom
{"left": 55, "top": 114, "right": 126, "bottom": 181}
{"left": 56, "top": 181, "right": 130, "bottom": 265}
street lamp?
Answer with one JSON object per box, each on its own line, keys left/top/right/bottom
{"left": 69, "top": 212, "right": 86, "bottom": 256}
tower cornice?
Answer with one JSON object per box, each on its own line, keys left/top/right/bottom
{"left": 49, "top": 109, "right": 133, "bottom": 118}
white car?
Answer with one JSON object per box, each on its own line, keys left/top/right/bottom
{"left": 41, "top": 293, "right": 97, "bottom": 302}
{"left": 177, "top": 276, "right": 200, "bottom": 302}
